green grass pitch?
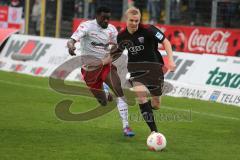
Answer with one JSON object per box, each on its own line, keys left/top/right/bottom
{"left": 0, "top": 71, "right": 240, "bottom": 160}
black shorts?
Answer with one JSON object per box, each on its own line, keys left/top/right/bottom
{"left": 127, "top": 62, "right": 164, "bottom": 96}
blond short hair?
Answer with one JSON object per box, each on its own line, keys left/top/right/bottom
{"left": 125, "top": 7, "right": 141, "bottom": 18}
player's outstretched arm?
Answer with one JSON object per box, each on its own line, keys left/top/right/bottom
{"left": 67, "top": 38, "right": 77, "bottom": 56}
{"left": 163, "top": 38, "right": 176, "bottom": 72}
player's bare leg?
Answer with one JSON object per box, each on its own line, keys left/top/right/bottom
{"left": 132, "top": 82, "right": 148, "bottom": 104}
{"left": 151, "top": 96, "right": 161, "bottom": 110}
{"left": 89, "top": 87, "right": 108, "bottom": 106}
{"left": 104, "top": 68, "right": 124, "bottom": 97}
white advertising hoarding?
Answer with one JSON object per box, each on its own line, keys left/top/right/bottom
{"left": 0, "top": 34, "right": 70, "bottom": 66}
{"left": 0, "top": 34, "right": 239, "bottom": 106}
{"left": 167, "top": 80, "right": 240, "bottom": 106}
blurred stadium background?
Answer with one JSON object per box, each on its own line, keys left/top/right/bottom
{"left": 1, "top": 0, "right": 240, "bottom": 37}
{"left": 0, "top": 0, "right": 240, "bottom": 160}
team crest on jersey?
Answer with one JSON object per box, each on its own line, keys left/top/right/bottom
{"left": 138, "top": 37, "right": 144, "bottom": 43}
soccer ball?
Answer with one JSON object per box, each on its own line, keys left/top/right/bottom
{"left": 146, "top": 132, "right": 167, "bottom": 151}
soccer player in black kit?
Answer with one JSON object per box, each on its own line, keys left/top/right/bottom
{"left": 117, "top": 7, "right": 176, "bottom": 133}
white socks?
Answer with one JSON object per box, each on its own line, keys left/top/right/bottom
{"left": 103, "top": 83, "right": 129, "bottom": 129}
{"left": 116, "top": 97, "right": 129, "bottom": 129}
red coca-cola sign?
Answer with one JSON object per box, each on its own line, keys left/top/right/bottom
{"left": 188, "top": 29, "right": 230, "bottom": 54}
{"left": 157, "top": 25, "right": 240, "bottom": 56}
{"left": 73, "top": 18, "right": 240, "bottom": 57}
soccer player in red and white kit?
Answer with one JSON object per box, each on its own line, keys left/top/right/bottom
{"left": 67, "top": 6, "right": 134, "bottom": 137}
{"left": 117, "top": 7, "right": 176, "bottom": 133}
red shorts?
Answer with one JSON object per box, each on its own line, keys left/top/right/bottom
{"left": 81, "top": 64, "right": 116, "bottom": 89}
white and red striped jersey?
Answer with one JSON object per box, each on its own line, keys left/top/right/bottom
{"left": 71, "top": 19, "right": 118, "bottom": 59}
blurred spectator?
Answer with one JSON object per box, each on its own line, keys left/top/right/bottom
{"left": 128, "top": 0, "right": 134, "bottom": 8}
{"left": 188, "top": 0, "right": 196, "bottom": 25}
{"left": 75, "top": 0, "right": 83, "bottom": 17}
{"left": 133, "top": 0, "right": 145, "bottom": 13}
{"left": 171, "top": 0, "right": 181, "bottom": 22}
{"left": 10, "top": 0, "right": 23, "bottom": 7}
{"left": 31, "top": 0, "right": 41, "bottom": 35}
{"left": 88, "top": 0, "right": 96, "bottom": 19}
{"left": 9, "top": 0, "right": 24, "bottom": 18}
{"left": 219, "top": 1, "right": 238, "bottom": 28}
{"left": 46, "top": 0, "right": 55, "bottom": 19}
{"left": 147, "top": 0, "right": 160, "bottom": 24}
{"left": 83, "top": 0, "right": 96, "bottom": 19}
{"left": 62, "top": 0, "right": 74, "bottom": 21}
{"left": 0, "top": 1, "right": 8, "bottom": 6}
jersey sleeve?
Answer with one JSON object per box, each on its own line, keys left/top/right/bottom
{"left": 117, "top": 34, "right": 125, "bottom": 51}
{"left": 117, "top": 33, "right": 123, "bottom": 44}
{"left": 117, "top": 34, "right": 120, "bottom": 43}
{"left": 71, "top": 22, "right": 88, "bottom": 41}
{"left": 149, "top": 25, "right": 165, "bottom": 43}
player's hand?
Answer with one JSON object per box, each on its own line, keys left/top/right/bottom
{"left": 67, "top": 39, "right": 76, "bottom": 56}
{"left": 162, "top": 65, "right": 168, "bottom": 74}
{"left": 68, "top": 47, "right": 76, "bottom": 56}
{"left": 102, "top": 54, "right": 113, "bottom": 65}
{"left": 109, "top": 45, "right": 122, "bottom": 61}
{"left": 168, "top": 60, "right": 176, "bottom": 72}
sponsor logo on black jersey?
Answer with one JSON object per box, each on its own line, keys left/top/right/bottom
{"left": 128, "top": 45, "right": 144, "bottom": 55}
{"left": 155, "top": 32, "right": 164, "bottom": 41}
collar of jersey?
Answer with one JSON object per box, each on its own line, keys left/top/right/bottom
{"left": 94, "top": 19, "right": 105, "bottom": 30}
{"left": 126, "top": 27, "right": 139, "bottom": 36}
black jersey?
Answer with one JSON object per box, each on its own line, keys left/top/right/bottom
{"left": 117, "top": 24, "right": 165, "bottom": 64}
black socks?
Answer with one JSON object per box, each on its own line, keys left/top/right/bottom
{"left": 139, "top": 101, "right": 158, "bottom": 132}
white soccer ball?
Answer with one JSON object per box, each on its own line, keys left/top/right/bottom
{"left": 146, "top": 132, "right": 167, "bottom": 151}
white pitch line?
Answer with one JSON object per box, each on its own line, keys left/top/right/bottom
{"left": 0, "top": 79, "right": 50, "bottom": 90}
{"left": 162, "top": 105, "right": 240, "bottom": 121}
{"left": 0, "top": 79, "right": 240, "bottom": 121}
